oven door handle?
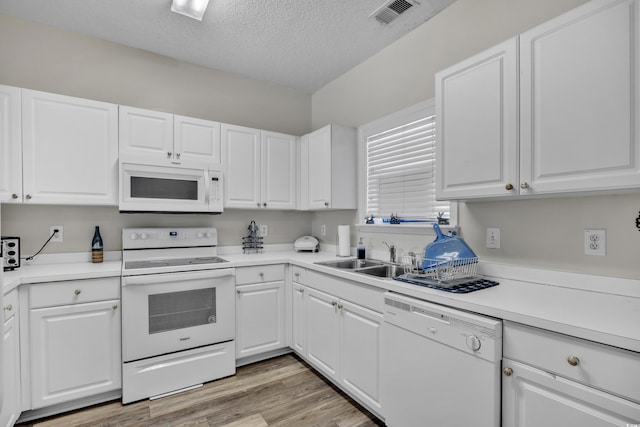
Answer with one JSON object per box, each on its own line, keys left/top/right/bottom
{"left": 122, "top": 268, "right": 235, "bottom": 286}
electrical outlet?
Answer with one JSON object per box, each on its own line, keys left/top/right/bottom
{"left": 486, "top": 228, "right": 500, "bottom": 249}
{"left": 259, "top": 224, "right": 268, "bottom": 237}
{"left": 320, "top": 224, "right": 326, "bottom": 236}
{"left": 50, "top": 226, "right": 64, "bottom": 243}
{"left": 584, "top": 229, "right": 606, "bottom": 256}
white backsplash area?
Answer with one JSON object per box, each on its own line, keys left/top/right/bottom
{"left": 0, "top": 204, "right": 313, "bottom": 255}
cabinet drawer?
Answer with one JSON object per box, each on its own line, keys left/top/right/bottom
{"left": 235, "top": 264, "right": 285, "bottom": 285}
{"left": 30, "top": 277, "right": 120, "bottom": 308}
{"left": 504, "top": 321, "right": 640, "bottom": 403}
{"left": 291, "top": 266, "right": 306, "bottom": 284}
{"left": 3, "top": 289, "right": 18, "bottom": 323}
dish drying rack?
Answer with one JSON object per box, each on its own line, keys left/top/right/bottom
{"left": 398, "top": 255, "right": 480, "bottom": 288}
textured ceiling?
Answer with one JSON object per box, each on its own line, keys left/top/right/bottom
{"left": 0, "top": 0, "right": 456, "bottom": 93}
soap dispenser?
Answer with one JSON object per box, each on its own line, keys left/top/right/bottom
{"left": 357, "top": 238, "right": 366, "bottom": 260}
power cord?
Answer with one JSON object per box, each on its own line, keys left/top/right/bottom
{"left": 25, "top": 229, "right": 58, "bottom": 261}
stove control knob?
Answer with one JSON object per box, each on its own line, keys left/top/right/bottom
{"left": 466, "top": 335, "right": 481, "bottom": 352}
{"left": 129, "top": 233, "right": 138, "bottom": 240}
{"left": 140, "top": 232, "right": 149, "bottom": 240}
{"left": 205, "top": 231, "right": 213, "bottom": 238}
{"left": 197, "top": 232, "right": 204, "bottom": 238}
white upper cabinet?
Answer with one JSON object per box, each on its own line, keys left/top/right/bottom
{"left": 21, "top": 89, "right": 118, "bottom": 205}
{"left": 261, "top": 130, "right": 296, "bottom": 210}
{"left": 222, "top": 123, "right": 296, "bottom": 209}
{"left": 519, "top": 0, "right": 640, "bottom": 195}
{"left": 174, "top": 114, "right": 221, "bottom": 163}
{"left": 436, "top": 0, "right": 640, "bottom": 200}
{"left": 0, "top": 85, "right": 22, "bottom": 204}
{"left": 119, "top": 106, "right": 221, "bottom": 164}
{"left": 301, "top": 124, "right": 357, "bottom": 210}
{"left": 435, "top": 38, "right": 518, "bottom": 199}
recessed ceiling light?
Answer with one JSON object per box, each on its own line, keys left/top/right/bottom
{"left": 171, "top": 0, "right": 210, "bottom": 21}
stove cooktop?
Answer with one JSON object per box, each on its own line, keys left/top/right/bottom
{"left": 124, "top": 256, "right": 228, "bottom": 270}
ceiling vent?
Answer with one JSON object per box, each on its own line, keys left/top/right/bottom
{"left": 370, "top": 0, "right": 420, "bottom": 25}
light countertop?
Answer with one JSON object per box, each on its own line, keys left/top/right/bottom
{"left": 3, "top": 249, "right": 639, "bottom": 353}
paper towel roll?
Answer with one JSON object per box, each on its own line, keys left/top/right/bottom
{"left": 337, "top": 225, "right": 351, "bottom": 257}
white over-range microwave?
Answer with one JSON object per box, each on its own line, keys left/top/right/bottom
{"left": 119, "top": 155, "right": 223, "bottom": 214}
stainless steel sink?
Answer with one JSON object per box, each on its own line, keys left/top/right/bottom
{"left": 355, "top": 264, "right": 403, "bottom": 279}
{"left": 315, "top": 259, "right": 385, "bottom": 270}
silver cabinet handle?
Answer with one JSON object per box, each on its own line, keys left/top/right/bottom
{"left": 257, "top": 203, "right": 261, "bottom": 207}
{"left": 11, "top": 193, "right": 18, "bottom": 199}
{"left": 4, "top": 304, "right": 12, "bottom": 311}
{"left": 520, "top": 182, "right": 530, "bottom": 189}
{"left": 167, "top": 152, "right": 172, "bottom": 158}
{"left": 263, "top": 203, "right": 267, "bottom": 207}
{"left": 259, "top": 272, "right": 264, "bottom": 279}
{"left": 567, "top": 356, "right": 580, "bottom": 366}
{"left": 74, "top": 289, "right": 82, "bottom": 295}
{"left": 324, "top": 202, "right": 329, "bottom": 207}
{"left": 176, "top": 153, "right": 181, "bottom": 159}
{"left": 112, "top": 304, "right": 118, "bottom": 310}
{"left": 331, "top": 301, "right": 337, "bottom": 307}
{"left": 337, "top": 303, "right": 343, "bottom": 310}
{"left": 503, "top": 367, "right": 513, "bottom": 376}
{"left": 237, "top": 289, "right": 241, "bottom": 294}
{"left": 25, "top": 194, "right": 32, "bottom": 200}
{"left": 505, "top": 183, "right": 514, "bottom": 191}
{"left": 294, "top": 272, "right": 300, "bottom": 279}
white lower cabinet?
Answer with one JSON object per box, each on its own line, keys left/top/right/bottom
{"left": 1, "top": 289, "right": 21, "bottom": 427}
{"left": 235, "top": 265, "right": 286, "bottom": 360}
{"left": 290, "top": 267, "right": 306, "bottom": 355}
{"left": 28, "top": 279, "right": 121, "bottom": 410}
{"left": 302, "top": 273, "right": 383, "bottom": 417}
{"left": 502, "top": 321, "right": 640, "bottom": 426}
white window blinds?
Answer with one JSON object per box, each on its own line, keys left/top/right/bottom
{"left": 366, "top": 113, "right": 449, "bottom": 220}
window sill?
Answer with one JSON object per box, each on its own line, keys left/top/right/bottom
{"left": 357, "top": 223, "right": 459, "bottom": 235}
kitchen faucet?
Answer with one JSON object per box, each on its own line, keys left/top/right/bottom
{"left": 382, "top": 241, "right": 396, "bottom": 264}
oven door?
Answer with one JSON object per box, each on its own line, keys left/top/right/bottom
{"left": 121, "top": 268, "right": 235, "bottom": 362}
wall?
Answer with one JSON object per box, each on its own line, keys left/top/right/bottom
{"left": 0, "top": 13, "right": 313, "bottom": 254}
{"left": 310, "top": 0, "right": 640, "bottom": 279}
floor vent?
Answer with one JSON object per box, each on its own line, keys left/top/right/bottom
{"left": 371, "top": 0, "right": 419, "bottom": 25}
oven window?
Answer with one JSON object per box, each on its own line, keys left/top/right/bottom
{"left": 148, "top": 288, "right": 217, "bottom": 334}
{"left": 131, "top": 177, "right": 198, "bottom": 200}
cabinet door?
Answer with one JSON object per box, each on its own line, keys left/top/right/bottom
{"left": 119, "top": 106, "right": 173, "bottom": 159}
{"left": 1, "top": 293, "right": 20, "bottom": 427}
{"left": 502, "top": 359, "right": 640, "bottom": 427}
{"left": 235, "top": 281, "right": 285, "bottom": 359}
{"left": 307, "top": 126, "right": 332, "bottom": 209}
{"left": 174, "top": 115, "right": 221, "bottom": 164}
{"left": 305, "top": 287, "right": 340, "bottom": 381}
{"left": 221, "top": 124, "right": 261, "bottom": 208}
{"left": 22, "top": 90, "right": 118, "bottom": 205}
{"left": 520, "top": 0, "right": 640, "bottom": 194}
{"left": 435, "top": 38, "right": 519, "bottom": 200}
{"left": 30, "top": 300, "right": 121, "bottom": 409}
{"left": 261, "top": 131, "right": 296, "bottom": 209}
{"left": 340, "top": 300, "right": 382, "bottom": 413}
{"left": 291, "top": 283, "right": 306, "bottom": 355}
{"left": 0, "top": 85, "right": 22, "bottom": 204}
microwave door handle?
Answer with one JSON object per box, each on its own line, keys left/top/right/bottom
{"left": 204, "top": 170, "right": 210, "bottom": 206}
{"left": 122, "top": 268, "right": 235, "bottom": 286}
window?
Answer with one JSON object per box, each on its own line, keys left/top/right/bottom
{"left": 362, "top": 99, "right": 450, "bottom": 224}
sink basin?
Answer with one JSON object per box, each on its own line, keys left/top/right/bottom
{"left": 315, "top": 259, "right": 385, "bottom": 270}
{"left": 356, "top": 264, "right": 404, "bottom": 279}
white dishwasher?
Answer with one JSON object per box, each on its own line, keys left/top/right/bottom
{"left": 381, "top": 292, "right": 502, "bottom": 427}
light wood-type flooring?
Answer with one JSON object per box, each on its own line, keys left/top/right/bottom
{"left": 18, "top": 354, "right": 384, "bottom": 427}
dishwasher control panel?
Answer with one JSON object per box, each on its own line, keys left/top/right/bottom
{"left": 383, "top": 292, "right": 502, "bottom": 362}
